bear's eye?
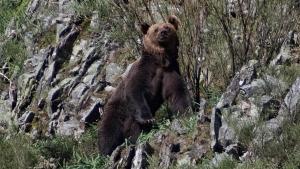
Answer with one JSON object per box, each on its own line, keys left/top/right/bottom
{"left": 154, "top": 28, "right": 159, "bottom": 33}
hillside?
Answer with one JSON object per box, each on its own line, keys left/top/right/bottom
{"left": 0, "top": 0, "right": 299, "bottom": 169}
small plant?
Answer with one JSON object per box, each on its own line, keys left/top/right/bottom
{"left": 214, "top": 157, "right": 238, "bottom": 169}
{"left": 181, "top": 114, "right": 198, "bottom": 135}
{"left": 137, "top": 130, "right": 158, "bottom": 144}
{"left": 64, "top": 153, "right": 108, "bottom": 169}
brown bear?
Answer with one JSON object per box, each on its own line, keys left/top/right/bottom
{"left": 98, "top": 15, "right": 191, "bottom": 156}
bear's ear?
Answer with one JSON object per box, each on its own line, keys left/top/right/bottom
{"left": 168, "top": 15, "right": 180, "bottom": 30}
{"left": 141, "top": 23, "right": 150, "bottom": 34}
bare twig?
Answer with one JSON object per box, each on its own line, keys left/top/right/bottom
{"left": 0, "top": 72, "right": 11, "bottom": 84}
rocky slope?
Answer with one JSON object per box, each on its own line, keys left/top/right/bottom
{"left": 0, "top": 0, "right": 299, "bottom": 169}
{"left": 1, "top": 0, "right": 123, "bottom": 138}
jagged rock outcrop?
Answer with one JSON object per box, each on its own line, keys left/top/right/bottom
{"left": 0, "top": 0, "right": 123, "bottom": 138}
{"left": 210, "top": 54, "right": 299, "bottom": 161}
{"left": 106, "top": 113, "right": 211, "bottom": 169}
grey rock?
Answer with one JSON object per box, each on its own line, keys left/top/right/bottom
{"left": 217, "top": 60, "right": 258, "bottom": 109}
{"left": 159, "top": 143, "right": 173, "bottom": 169}
{"left": 56, "top": 119, "right": 80, "bottom": 136}
{"left": 0, "top": 99, "right": 11, "bottom": 126}
{"left": 240, "top": 79, "right": 266, "bottom": 98}
{"left": 48, "top": 87, "right": 63, "bottom": 114}
{"left": 270, "top": 31, "right": 299, "bottom": 66}
{"left": 59, "top": 24, "right": 72, "bottom": 38}
{"left": 70, "top": 83, "right": 89, "bottom": 105}
{"left": 51, "top": 111, "right": 61, "bottom": 120}
{"left": 48, "top": 120, "right": 58, "bottom": 135}
{"left": 239, "top": 151, "right": 254, "bottom": 162}
{"left": 18, "top": 111, "right": 35, "bottom": 125}
{"left": 49, "top": 26, "right": 80, "bottom": 83}
{"left": 18, "top": 111, "right": 35, "bottom": 132}
{"left": 131, "top": 143, "right": 153, "bottom": 169}
{"left": 211, "top": 60, "right": 258, "bottom": 152}
{"left": 177, "top": 154, "right": 193, "bottom": 167}
{"left": 281, "top": 77, "right": 300, "bottom": 119}
{"left": 254, "top": 118, "right": 281, "bottom": 146}
{"left": 240, "top": 75, "right": 287, "bottom": 98}
{"left": 27, "top": 0, "right": 40, "bottom": 15}
{"left": 110, "top": 145, "right": 136, "bottom": 169}
{"left": 254, "top": 78, "right": 299, "bottom": 145}
{"left": 30, "top": 128, "right": 42, "bottom": 140}
{"left": 70, "top": 40, "right": 88, "bottom": 64}
{"left": 211, "top": 152, "right": 230, "bottom": 168}
{"left": 80, "top": 101, "right": 102, "bottom": 124}
{"left": 69, "top": 66, "right": 81, "bottom": 76}
{"left": 263, "top": 75, "right": 288, "bottom": 96}
{"left": 218, "top": 120, "right": 236, "bottom": 148}
{"left": 44, "top": 61, "right": 58, "bottom": 84}
{"left": 90, "top": 11, "right": 100, "bottom": 30}
{"left": 224, "top": 143, "right": 246, "bottom": 160}
{"left": 21, "top": 123, "right": 32, "bottom": 133}
{"left": 106, "top": 63, "right": 123, "bottom": 84}
{"left": 59, "top": 0, "right": 74, "bottom": 15}
{"left": 260, "top": 96, "right": 281, "bottom": 121}
{"left": 171, "top": 119, "right": 186, "bottom": 135}
{"left": 37, "top": 98, "right": 46, "bottom": 110}
{"left": 178, "top": 144, "right": 208, "bottom": 166}
{"left": 197, "top": 98, "right": 210, "bottom": 124}
{"left": 1, "top": 91, "right": 9, "bottom": 100}
{"left": 83, "top": 60, "right": 101, "bottom": 85}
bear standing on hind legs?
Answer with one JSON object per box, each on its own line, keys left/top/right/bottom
{"left": 98, "top": 15, "right": 191, "bottom": 156}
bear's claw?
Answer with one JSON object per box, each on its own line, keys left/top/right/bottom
{"left": 145, "top": 118, "right": 155, "bottom": 124}
{"left": 136, "top": 117, "right": 155, "bottom": 124}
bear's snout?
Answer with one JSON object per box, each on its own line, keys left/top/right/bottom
{"left": 160, "top": 29, "right": 168, "bottom": 36}
{"left": 160, "top": 27, "right": 171, "bottom": 36}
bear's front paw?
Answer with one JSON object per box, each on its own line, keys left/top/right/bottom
{"left": 135, "top": 116, "right": 155, "bottom": 124}
{"left": 145, "top": 118, "right": 155, "bottom": 124}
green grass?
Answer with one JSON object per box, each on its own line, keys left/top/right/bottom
{"left": 0, "top": 0, "right": 31, "bottom": 34}
{"left": 0, "top": 39, "right": 28, "bottom": 77}
{"left": 0, "top": 125, "right": 109, "bottom": 169}
{"left": 63, "top": 154, "right": 108, "bottom": 169}
{"left": 35, "top": 136, "right": 76, "bottom": 164}
{"left": 0, "top": 134, "right": 38, "bottom": 169}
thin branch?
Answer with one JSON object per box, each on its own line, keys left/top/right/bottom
{"left": 0, "top": 72, "right": 11, "bottom": 83}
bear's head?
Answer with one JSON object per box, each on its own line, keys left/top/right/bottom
{"left": 141, "top": 15, "right": 180, "bottom": 57}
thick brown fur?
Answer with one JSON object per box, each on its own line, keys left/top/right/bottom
{"left": 98, "top": 15, "right": 190, "bottom": 156}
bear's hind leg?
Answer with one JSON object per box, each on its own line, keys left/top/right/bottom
{"left": 98, "top": 118, "right": 124, "bottom": 156}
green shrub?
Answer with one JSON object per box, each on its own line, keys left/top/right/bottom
{"left": 0, "top": 39, "right": 28, "bottom": 77}
{"left": 253, "top": 121, "right": 300, "bottom": 168}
